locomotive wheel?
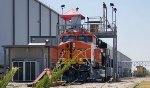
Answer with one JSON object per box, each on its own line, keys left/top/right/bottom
{"left": 63, "top": 68, "right": 76, "bottom": 82}
{"left": 77, "top": 71, "right": 89, "bottom": 83}
{"left": 68, "top": 68, "right": 76, "bottom": 82}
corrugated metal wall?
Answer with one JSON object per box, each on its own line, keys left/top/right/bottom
{"left": 41, "top": 5, "right": 50, "bottom": 36}
{"left": 29, "top": 0, "right": 40, "bottom": 38}
{"left": 51, "top": 11, "right": 59, "bottom": 36}
{"left": 15, "top": 0, "right": 28, "bottom": 45}
{"left": 0, "top": 0, "right": 13, "bottom": 64}
{"left": 0, "top": 0, "right": 60, "bottom": 64}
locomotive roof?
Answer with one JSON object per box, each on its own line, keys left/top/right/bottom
{"left": 60, "top": 9, "right": 85, "bottom": 20}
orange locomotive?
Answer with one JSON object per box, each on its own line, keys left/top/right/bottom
{"left": 50, "top": 29, "right": 113, "bottom": 82}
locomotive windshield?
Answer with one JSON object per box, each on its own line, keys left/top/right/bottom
{"left": 77, "top": 36, "right": 92, "bottom": 43}
{"left": 63, "top": 36, "right": 75, "bottom": 42}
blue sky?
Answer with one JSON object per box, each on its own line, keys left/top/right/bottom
{"left": 40, "top": 0, "right": 150, "bottom": 62}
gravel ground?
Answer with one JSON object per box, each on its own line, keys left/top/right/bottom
{"left": 7, "top": 77, "right": 150, "bottom": 88}
{"left": 51, "top": 77, "right": 150, "bottom": 88}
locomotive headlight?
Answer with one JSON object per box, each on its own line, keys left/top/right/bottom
{"left": 79, "top": 58, "right": 83, "bottom": 62}
{"left": 72, "top": 42, "right": 76, "bottom": 48}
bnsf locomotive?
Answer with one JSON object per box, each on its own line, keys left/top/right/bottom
{"left": 50, "top": 29, "right": 113, "bottom": 82}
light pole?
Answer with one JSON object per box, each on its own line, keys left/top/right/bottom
{"left": 103, "top": 2, "right": 107, "bottom": 31}
{"left": 61, "top": 4, "right": 65, "bottom": 15}
{"left": 113, "top": 7, "right": 117, "bottom": 81}
{"left": 110, "top": 3, "right": 114, "bottom": 28}
{"left": 114, "top": 8, "right": 117, "bottom": 27}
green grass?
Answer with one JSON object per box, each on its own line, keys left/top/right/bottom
{"left": 134, "top": 81, "right": 150, "bottom": 88}
{"left": 33, "top": 75, "right": 50, "bottom": 88}
{"left": 33, "top": 63, "right": 71, "bottom": 88}
{"left": 0, "top": 67, "right": 18, "bottom": 88}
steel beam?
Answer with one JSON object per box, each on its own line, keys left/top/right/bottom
{"left": 113, "top": 33, "right": 118, "bottom": 81}
{"left": 92, "top": 31, "right": 115, "bottom": 38}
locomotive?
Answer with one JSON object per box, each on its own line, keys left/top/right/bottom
{"left": 50, "top": 9, "right": 113, "bottom": 82}
{"left": 50, "top": 29, "right": 113, "bottom": 82}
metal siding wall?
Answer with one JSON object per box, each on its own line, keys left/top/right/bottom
{"left": 51, "top": 11, "right": 58, "bottom": 36}
{"left": 117, "top": 51, "right": 132, "bottom": 77}
{"left": 15, "top": 0, "right": 28, "bottom": 45}
{"left": 29, "top": 0, "right": 40, "bottom": 40}
{"left": 41, "top": 5, "right": 50, "bottom": 36}
{"left": 117, "top": 51, "right": 121, "bottom": 62}
{"left": 0, "top": 0, "right": 13, "bottom": 64}
{"left": 10, "top": 48, "right": 43, "bottom": 59}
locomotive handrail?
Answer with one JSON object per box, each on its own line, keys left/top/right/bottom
{"left": 77, "top": 48, "right": 91, "bottom": 65}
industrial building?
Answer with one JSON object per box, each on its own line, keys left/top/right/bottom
{"left": 1, "top": 0, "right": 131, "bottom": 81}
{"left": 117, "top": 51, "right": 132, "bottom": 77}
{"left": 107, "top": 45, "right": 132, "bottom": 77}
{"left": 0, "top": 0, "right": 62, "bottom": 64}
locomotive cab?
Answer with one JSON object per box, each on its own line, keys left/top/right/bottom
{"left": 60, "top": 29, "right": 95, "bottom": 44}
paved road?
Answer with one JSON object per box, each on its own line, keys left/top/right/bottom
{"left": 8, "top": 77, "right": 150, "bottom": 88}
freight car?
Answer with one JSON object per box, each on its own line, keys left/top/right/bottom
{"left": 134, "top": 66, "right": 146, "bottom": 77}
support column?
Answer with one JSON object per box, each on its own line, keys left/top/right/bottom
{"left": 56, "top": 23, "right": 59, "bottom": 45}
{"left": 48, "top": 47, "right": 50, "bottom": 68}
{"left": 113, "top": 28, "right": 118, "bottom": 81}
{"left": 13, "top": 0, "right": 15, "bottom": 45}
{"left": 27, "top": 0, "right": 29, "bottom": 43}
{"left": 39, "top": 3, "right": 41, "bottom": 36}
{"left": 3, "top": 48, "right": 6, "bottom": 74}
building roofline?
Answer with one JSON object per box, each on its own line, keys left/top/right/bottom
{"left": 2, "top": 45, "right": 57, "bottom": 48}
{"left": 34, "top": 0, "right": 59, "bottom": 15}
{"left": 30, "top": 36, "right": 56, "bottom": 38}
